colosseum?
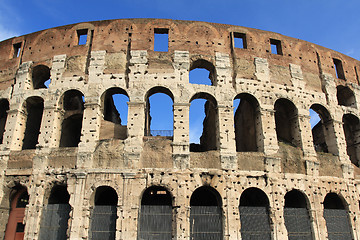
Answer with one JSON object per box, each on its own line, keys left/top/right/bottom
{"left": 0, "top": 18, "right": 359, "bottom": 240}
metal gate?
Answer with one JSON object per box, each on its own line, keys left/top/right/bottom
{"left": 38, "top": 204, "right": 71, "bottom": 240}
{"left": 239, "top": 206, "right": 271, "bottom": 240}
{"left": 190, "top": 206, "right": 222, "bottom": 240}
{"left": 284, "top": 208, "right": 313, "bottom": 240}
{"left": 90, "top": 205, "right": 117, "bottom": 240}
{"left": 324, "top": 209, "right": 352, "bottom": 240}
{"left": 138, "top": 205, "right": 172, "bottom": 240}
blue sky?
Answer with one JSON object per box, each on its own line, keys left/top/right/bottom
{"left": 1, "top": 0, "right": 358, "bottom": 142}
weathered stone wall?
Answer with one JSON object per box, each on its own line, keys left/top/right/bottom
{"left": 0, "top": 19, "right": 359, "bottom": 240}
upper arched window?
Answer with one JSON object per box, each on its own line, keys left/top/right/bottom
{"left": 144, "top": 87, "right": 174, "bottom": 138}
{"left": 22, "top": 97, "right": 44, "bottom": 150}
{"left": 190, "top": 93, "right": 218, "bottom": 152}
{"left": 234, "top": 93, "right": 260, "bottom": 152}
{"left": 274, "top": 98, "right": 301, "bottom": 147}
{"left": 0, "top": 99, "right": 9, "bottom": 144}
{"left": 189, "top": 59, "right": 216, "bottom": 86}
{"left": 310, "top": 104, "right": 337, "bottom": 155}
{"left": 59, "top": 90, "right": 84, "bottom": 147}
{"left": 32, "top": 65, "right": 51, "bottom": 89}
{"left": 342, "top": 114, "right": 360, "bottom": 166}
{"left": 101, "top": 88, "right": 129, "bottom": 140}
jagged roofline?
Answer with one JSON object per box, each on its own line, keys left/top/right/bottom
{"left": 0, "top": 18, "right": 358, "bottom": 60}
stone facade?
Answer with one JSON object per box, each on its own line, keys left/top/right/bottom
{"left": 0, "top": 19, "right": 359, "bottom": 239}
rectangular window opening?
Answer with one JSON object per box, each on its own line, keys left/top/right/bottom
{"left": 154, "top": 28, "right": 169, "bottom": 52}
{"left": 233, "top": 32, "right": 247, "bottom": 49}
{"left": 333, "top": 58, "right": 345, "bottom": 80}
{"left": 355, "top": 66, "right": 359, "bottom": 85}
{"left": 77, "top": 29, "right": 88, "bottom": 45}
{"left": 270, "top": 39, "right": 282, "bottom": 55}
{"left": 13, "top": 42, "right": 22, "bottom": 58}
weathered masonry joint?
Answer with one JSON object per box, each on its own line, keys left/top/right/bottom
{"left": 0, "top": 18, "right": 360, "bottom": 240}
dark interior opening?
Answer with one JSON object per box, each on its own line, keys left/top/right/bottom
{"left": 94, "top": 186, "right": 118, "bottom": 206}
{"left": 333, "top": 58, "right": 345, "bottom": 80}
{"left": 60, "top": 90, "right": 84, "bottom": 147}
{"left": 342, "top": 114, "right": 360, "bottom": 166}
{"left": 141, "top": 186, "right": 172, "bottom": 206}
{"left": 190, "top": 186, "right": 221, "bottom": 206}
{"left": 284, "top": 190, "right": 307, "bottom": 208}
{"left": 240, "top": 187, "right": 269, "bottom": 207}
{"left": 274, "top": 98, "right": 299, "bottom": 146}
{"left": 48, "top": 185, "right": 70, "bottom": 204}
{"left": 234, "top": 94, "right": 259, "bottom": 152}
{"left": 337, "top": 85, "right": 355, "bottom": 107}
{"left": 324, "top": 193, "right": 345, "bottom": 209}
{"left": 32, "top": 65, "right": 51, "bottom": 89}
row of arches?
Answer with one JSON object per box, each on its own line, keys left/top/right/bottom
{"left": 4, "top": 185, "right": 353, "bottom": 240}
{"left": 30, "top": 62, "right": 358, "bottom": 112}
{"left": 1, "top": 87, "right": 360, "bottom": 164}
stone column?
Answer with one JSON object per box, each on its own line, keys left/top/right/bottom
{"left": 4, "top": 107, "right": 26, "bottom": 151}
{"left": 173, "top": 103, "right": 190, "bottom": 169}
{"left": 24, "top": 174, "right": 48, "bottom": 240}
{"left": 37, "top": 106, "right": 63, "bottom": 149}
{"left": 124, "top": 102, "right": 145, "bottom": 168}
{"left": 68, "top": 173, "right": 87, "bottom": 240}
{"left": 78, "top": 101, "right": 101, "bottom": 154}
{"left": 311, "top": 192, "right": 327, "bottom": 240}
{"left": 119, "top": 173, "right": 140, "bottom": 240}
{"left": 175, "top": 174, "right": 190, "bottom": 240}
{"left": 218, "top": 103, "right": 237, "bottom": 169}
{"left": 258, "top": 107, "right": 278, "bottom": 155}
{"left": 332, "top": 117, "right": 354, "bottom": 178}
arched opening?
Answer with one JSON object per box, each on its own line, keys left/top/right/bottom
{"left": 0, "top": 99, "right": 9, "bottom": 144}
{"left": 343, "top": 114, "right": 360, "bottom": 166}
{"left": 190, "top": 186, "right": 222, "bottom": 240}
{"left": 22, "top": 97, "right": 44, "bottom": 150}
{"left": 239, "top": 187, "right": 271, "bottom": 239}
{"left": 39, "top": 185, "right": 71, "bottom": 240}
{"left": 284, "top": 190, "right": 313, "bottom": 239}
{"left": 274, "top": 98, "right": 300, "bottom": 147}
{"left": 337, "top": 85, "right": 356, "bottom": 107}
{"left": 310, "top": 104, "right": 337, "bottom": 154}
{"left": 323, "top": 193, "right": 352, "bottom": 239}
{"left": 190, "top": 93, "right": 218, "bottom": 152}
{"left": 189, "top": 59, "right": 216, "bottom": 86}
{"left": 233, "top": 93, "right": 260, "bottom": 152}
{"left": 138, "top": 186, "right": 172, "bottom": 239}
{"left": 4, "top": 187, "right": 29, "bottom": 240}
{"left": 90, "top": 186, "right": 118, "bottom": 240}
{"left": 144, "top": 87, "right": 173, "bottom": 138}
{"left": 59, "top": 90, "right": 84, "bottom": 147}
{"left": 101, "top": 88, "right": 129, "bottom": 140}
{"left": 32, "top": 65, "right": 51, "bottom": 89}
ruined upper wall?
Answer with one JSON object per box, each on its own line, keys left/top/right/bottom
{"left": 0, "top": 18, "right": 359, "bottom": 92}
